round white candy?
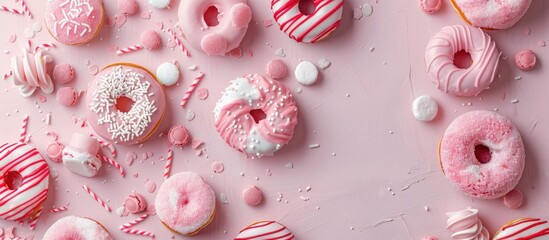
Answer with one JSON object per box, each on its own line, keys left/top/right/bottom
{"left": 412, "top": 95, "right": 438, "bottom": 121}
{"left": 156, "top": 62, "right": 180, "bottom": 86}
{"left": 148, "top": 0, "right": 170, "bottom": 9}
{"left": 295, "top": 61, "right": 319, "bottom": 86}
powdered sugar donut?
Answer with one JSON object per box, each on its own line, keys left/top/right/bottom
{"left": 451, "top": 0, "right": 532, "bottom": 30}
{"left": 439, "top": 110, "right": 525, "bottom": 199}
{"left": 43, "top": 216, "right": 113, "bottom": 240}
{"left": 425, "top": 25, "right": 501, "bottom": 97}
{"left": 178, "top": 0, "right": 252, "bottom": 56}
{"left": 493, "top": 218, "right": 549, "bottom": 239}
{"left": 235, "top": 221, "right": 294, "bottom": 239}
{"left": 271, "top": 0, "right": 343, "bottom": 43}
{"left": 155, "top": 172, "right": 216, "bottom": 235}
{"left": 86, "top": 63, "right": 166, "bottom": 145}
{"left": 45, "top": 0, "right": 105, "bottom": 45}
{"left": 0, "top": 143, "right": 49, "bottom": 223}
{"left": 213, "top": 74, "right": 298, "bottom": 158}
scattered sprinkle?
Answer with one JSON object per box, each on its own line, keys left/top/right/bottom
{"left": 285, "top": 162, "right": 294, "bottom": 169}
{"left": 309, "top": 144, "right": 320, "bottom": 149}
{"left": 514, "top": 76, "right": 522, "bottom": 80}
{"left": 186, "top": 110, "right": 196, "bottom": 121}
{"left": 318, "top": 58, "right": 331, "bottom": 70}
{"left": 511, "top": 99, "right": 519, "bottom": 104}
{"left": 275, "top": 48, "right": 286, "bottom": 57}
{"left": 220, "top": 193, "right": 229, "bottom": 204}
{"left": 362, "top": 3, "right": 374, "bottom": 16}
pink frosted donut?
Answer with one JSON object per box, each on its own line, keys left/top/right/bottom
{"left": 451, "top": 0, "right": 532, "bottom": 30}
{"left": 43, "top": 216, "right": 113, "bottom": 240}
{"left": 235, "top": 221, "right": 294, "bottom": 239}
{"left": 439, "top": 110, "right": 525, "bottom": 199}
{"left": 45, "top": 0, "right": 105, "bottom": 45}
{"left": 178, "top": 0, "right": 252, "bottom": 56}
{"left": 86, "top": 63, "right": 166, "bottom": 145}
{"left": 155, "top": 171, "right": 216, "bottom": 235}
{"left": 271, "top": 0, "right": 343, "bottom": 43}
{"left": 213, "top": 74, "right": 298, "bottom": 158}
{"left": 0, "top": 143, "right": 49, "bottom": 223}
{"left": 425, "top": 25, "right": 501, "bottom": 97}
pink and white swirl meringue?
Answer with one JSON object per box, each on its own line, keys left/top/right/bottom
{"left": 11, "top": 48, "right": 55, "bottom": 97}
{"left": 446, "top": 208, "right": 490, "bottom": 240}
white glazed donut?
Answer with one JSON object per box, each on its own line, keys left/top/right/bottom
{"left": 235, "top": 221, "right": 294, "bottom": 239}
{"left": 0, "top": 143, "right": 49, "bottom": 222}
{"left": 271, "top": 0, "right": 343, "bottom": 43}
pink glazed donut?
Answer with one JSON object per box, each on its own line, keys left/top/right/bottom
{"left": 439, "top": 110, "right": 525, "bottom": 199}
{"left": 45, "top": 0, "right": 105, "bottom": 45}
{"left": 155, "top": 171, "right": 216, "bottom": 235}
{"left": 178, "top": 0, "right": 252, "bottom": 56}
{"left": 213, "top": 73, "right": 298, "bottom": 158}
{"left": 425, "top": 25, "right": 501, "bottom": 97}
{"left": 43, "top": 216, "right": 113, "bottom": 240}
{"left": 451, "top": 0, "right": 532, "bottom": 30}
{"left": 271, "top": 0, "right": 343, "bottom": 43}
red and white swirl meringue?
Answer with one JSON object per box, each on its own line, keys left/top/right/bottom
{"left": 493, "top": 218, "right": 549, "bottom": 239}
{"left": 11, "top": 48, "right": 55, "bottom": 97}
{"left": 446, "top": 208, "right": 489, "bottom": 240}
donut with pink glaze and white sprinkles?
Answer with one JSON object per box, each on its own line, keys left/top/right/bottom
{"left": 45, "top": 0, "right": 105, "bottom": 45}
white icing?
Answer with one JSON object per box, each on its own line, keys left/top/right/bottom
{"left": 243, "top": 126, "right": 279, "bottom": 157}
{"left": 62, "top": 147, "right": 102, "bottom": 177}
{"left": 213, "top": 77, "right": 260, "bottom": 120}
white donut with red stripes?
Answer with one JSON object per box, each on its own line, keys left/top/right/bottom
{"left": 494, "top": 217, "right": 549, "bottom": 239}
{"left": 0, "top": 142, "right": 49, "bottom": 222}
{"left": 235, "top": 221, "right": 294, "bottom": 239}
{"left": 271, "top": 0, "right": 343, "bottom": 43}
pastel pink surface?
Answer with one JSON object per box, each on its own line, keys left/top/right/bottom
{"left": 44, "top": 0, "right": 104, "bottom": 45}
{"left": 242, "top": 185, "right": 262, "bottom": 206}
{"left": 140, "top": 30, "right": 161, "bottom": 50}
{"left": 168, "top": 125, "right": 190, "bottom": 147}
{"left": 515, "top": 50, "right": 537, "bottom": 71}
{"left": 118, "top": 0, "right": 139, "bottom": 16}
{"left": 52, "top": 63, "right": 76, "bottom": 84}
{"left": 440, "top": 110, "right": 525, "bottom": 199}
{"left": 56, "top": 86, "right": 78, "bottom": 106}
{"left": 503, "top": 188, "right": 523, "bottom": 209}
{"left": 452, "top": 0, "right": 532, "bottom": 29}
{"left": 43, "top": 216, "right": 113, "bottom": 240}
{"left": 154, "top": 171, "right": 215, "bottom": 234}
{"left": 266, "top": 59, "right": 288, "bottom": 79}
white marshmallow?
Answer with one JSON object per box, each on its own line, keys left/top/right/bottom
{"left": 156, "top": 62, "right": 180, "bottom": 86}
{"left": 294, "top": 61, "right": 319, "bottom": 86}
{"left": 412, "top": 95, "right": 438, "bottom": 121}
{"left": 62, "top": 147, "right": 102, "bottom": 177}
{"left": 148, "top": 0, "right": 170, "bottom": 9}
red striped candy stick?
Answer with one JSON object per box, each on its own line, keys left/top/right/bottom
{"left": 0, "top": 6, "right": 24, "bottom": 15}
{"left": 121, "top": 228, "right": 155, "bottom": 238}
{"left": 50, "top": 206, "right": 68, "bottom": 213}
{"left": 20, "top": 0, "right": 31, "bottom": 18}
{"left": 167, "top": 28, "right": 190, "bottom": 57}
{"left": 97, "top": 155, "right": 125, "bottom": 177}
{"left": 180, "top": 72, "right": 204, "bottom": 107}
{"left": 34, "top": 43, "right": 56, "bottom": 53}
{"left": 116, "top": 44, "right": 143, "bottom": 55}
{"left": 89, "top": 133, "right": 117, "bottom": 157}
{"left": 163, "top": 150, "right": 173, "bottom": 179}
{"left": 119, "top": 214, "right": 149, "bottom": 229}
{"left": 19, "top": 115, "right": 29, "bottom": 143}
{"left": 82, "top": 185, "right": 112, "bottom": 212}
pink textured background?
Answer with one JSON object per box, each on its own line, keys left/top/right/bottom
{"left": 0, "top": 0, "right": 548, "bottom": 239}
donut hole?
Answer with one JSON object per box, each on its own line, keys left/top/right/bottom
{"left": 177, "top": 195, "right": 190, "bottom": 206}
{"left": 4, "top": 171, "right": 23, "bottom": 190}
{"left": 298, "top": 0, "right": 316, "bottom": 15}
{"left": 115, "top": 96, "right": 134, "bottom": 113}
{"left": 250, "top": 109, "right": 267, "bottom": 123}
{"left": 474, "top": 144, "right": 491, "bottom": 164}
{"left": 454, "top": 50, "right": 473, "bottom": 69}
{"left": 204, "top": 6, "right": 220, "bottom": 27}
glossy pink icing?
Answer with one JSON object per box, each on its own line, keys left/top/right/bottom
{"left": 45, "top": 0, "right": 104, "bottom": 45}
{"left": 425, "top": 25, "right": 501, "bottom": 97}
{"left": 11, "top": 49, "right": 55, "bottom": 97}
{"left": 178, "top": 0, "right": 252, "bottom": 56}
{"left": 440, "top": 110, "right": 525, "bottom": 199}
{"left": 154, "top": 171, "right": 215, "bottom": 235}
{"left": 213, "top": 74, "right": 298, "bottom": 158}
{"left": 43, "top": 216, "right": 113, "bottom": 240}
{"left": 494, "top": 218, "right": 549, "bottom": 239}
{"left": 452, "top": 0, "right": 532, "bottom": 30}
{"left": 86, "top": 64, "right": 166, "bottom": 145}
{"left": 446, "top": 208, "right": 489, "bottom": 240}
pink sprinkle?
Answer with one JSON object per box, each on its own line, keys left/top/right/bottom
{"left": 106, "top": 16, "right": 116, "bottom": 28}
{"left": 539, "top": 40, "right": 546, "bottom": 47}
{"left": 146, "top": 204, "right": 156, "bottom": 215}
{"left": 107, "top": 44, "right": 118, "bottom": 52}
{"left": 191, "top": 139, "right": 203, "bottom": 149}
{"left": 145, "top": 180, "right": 156, "bottom": 193}
{"left": 353, "top": 8, "right": 363, "bottom": 20}
{"left": 8, "top": 34, "right": 16, "bottom": 43}
{"left": 248, "top": 50, "right": 253, "bottom": 57}
{"left": 126, "top": 152, "right": 136, "bottom": 165}
{"left": 263, "top": 19, "right": 273, "bottom": 27}
{"left": 133, "top": 173, "right": 139, "bottom": 178}
{"left": 229, "top": 47, "right": 242, "bottom": 58}
{"left": 88, "top": 65, "right": 99, "bottom": 75}
{"left": 155, "top": 22, "right": 163, "bottom": 30}
{"left": 140, "top": 11, "right": 151, "bottom": 19}
{"left": 166, "top": 39, "right": 177, "bottom": 48}
{"left": 5, "top": 227, "right": 14, "bottom": 238}
{"left": 196, "top": 88, "right": 208, "bottom": 100}
{"left": 212, "top": 161, "right": 224, "bottom": 173}
{"left": 141, "top": 152, "right": 148, "bottom": 160}
{"left": 38, "top": 95, "right": 47, "bottom": 102}
{"left": 115, "top": 14, "right": 127, "bottom": 28}
{"left": 523, "top": 28, "right": 530, "bottom": 36}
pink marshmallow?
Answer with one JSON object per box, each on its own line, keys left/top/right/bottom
{"left": 70, "top": 133, "right": 100, "bottom": 155}
{"left": 118, "top": 0, "right": 139, "bottom": 16}
{"left": 418, "top": 0, "right": 441, "bottom": 14}
{"left": 124, "top": 193, "right": 147, "bottom": 214}
{"left": 168, "top": 125, "right": 190, "bottom": 147}
{"left": 503, "top": 188, "right": 524, "bottom": 209}
{"left": 46, "top": 142, "right": 64, "bottom": 162}
{"left": 231, "top": 3, "right": 252, "bottom": 29}
{"left": 266, "top": 59, "right": 288, "bottom": 80}
{"left": 53, "top": 63, "right": 75, "bottom": 84}
{"left": 56, "top": 87, "right": 79, "bottom": 107}
{"left": 140, "top": 30, "right": 162, "bottom": 50}
{"left": 242, "top": 185, "right": 262, "bottom": 206}
{"left": 201, "top": 33, "right": 228, "bottom": 56}
{"left": 515, "top": 50, "right": 537, "bottom": 71}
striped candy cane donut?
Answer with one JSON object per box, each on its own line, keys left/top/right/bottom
{"left": 493, "top": 218, "right": 549, "bottom": 239}
{"left": 0, "top": 142, "right": 49, "bottom": 222}
{"left": 235, "top": 221, "right": 294, "bottom": 239}
{"left": 271, "top": 0, "right": 343, "bottom": 43}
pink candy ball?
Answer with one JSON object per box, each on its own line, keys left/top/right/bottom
{"left": 140, "top": 30, "right": 162, "bottom": 50}
{"left": 118, "top": 0, "right": 139, "bottom": 16}
{"left": 242, "top": 185, "right": 263, "bottom": 206}
{"left": 56, "top": 87, "right": 78, "bottom": 106}
{"left": 515, "top": 50, "right": 537, "bottom": 71}
{"left": 266, "top": 59, "right": 288, "bottom": 80}
{"left": 52, "top": 63, "right": 75, "bottom": 84}
{"left": 46, "top": 142, "right": 64, "bottom": 162}
{"left": 418, "top": 0, "right": 441, "bottom": 14}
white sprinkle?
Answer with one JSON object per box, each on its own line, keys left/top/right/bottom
{"left": 362, "top": 3, "right": 373, "bottom": 16}
{"left": 309, "top": 144, "right": 320, "bottom": 149}
{"left": 514, "top": 76, "right": 522, "bottom": 80}
{"left": 318, "top": 58, "right": 331, "bottom": 70}
{"left": 285, "top": 162, "right": 293, "bottom": 169}
{"left": 25, "top": 28, "right": 35, "bottom": 39}
{"left": 305, "top": 186, "right": 312, "bottom": 191}
{"left": 424, "top": 206, "right": 430, "bottom": 211}
{"left": 511, "top": 99, "right": 519, "bottom": 104}
{"left": 296, "top": 87, "right": 303, "bottom": 94}
{"left": 219, "top": 193, "right": 229, "bottom": 204}
{"left": 186, "top": 110, "right": 196, "bottom": 121}
{"left": 32, "top": 23, "right": 43, "bottom": 32}
{"left": 298, "top": 188, "right": 302, "bottom": 192}
{"left": 187, "top": 65, "right": 197, "bottom": 71}
{"left": 275, "top": 48, "right": 286, "bottom": 57}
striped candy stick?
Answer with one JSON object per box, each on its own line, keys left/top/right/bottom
{"left": 20, "top": 0, "right": 31, "bottom": 18}
{"left": 167, "top": 28, "right": 190, "bottom": 57}
{"left": 119, "top": 214, "right": 149, "bottom": 229}
{"left": 97, "top": 154, "right": 125, "bottom": 177}
{"left": 19, "top": 115, "right": 29, "bottom": 143}
{"left": 116, "top": 44, "right": 144, "bottom": 55}
{"left": 89, "top": 133, "right": 117, "bottom": 157}
{"left": 82, "top": 185, "right": 112, "bottom": 212}
{"left": 50, "top": 206, "right": 68, "bottom": 213}
{"left": 0, "top": 6, "right": 24, "bottom": 15}
{"left": 121, "top": 228, "right": 155, "bottom": 238}
{"left": 34, "top": 43, "right": 56, "bottom": 53}
{"left": 180, "top": 72, "right": 205, "bottom": 107}
{"left": 163, "top": 150, "right": 173, "bottom": 179}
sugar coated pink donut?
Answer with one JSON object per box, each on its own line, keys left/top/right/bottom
{"left": 43, "top": 216, "right": 113, "bottom": 240}
{"left": 242, "top": 185, "right": 262, "bottom": 206}
{"left": 425, "top": 25, "right": 501, "bottom": 97}
{"left": 140, "top": 30, "right": 161, "bottom": 50}
{"left": 451, "top": 0, "right": 532, "bottom": 30}
{"left": 418, "top": 0, "right": 441, "bottom": 14}
{"left": 45, "top": 0, "right": 104, "bottom": 45}
{"left": 266, "top": 59, "right": 288, "bottom": 79}
{"left": 124, "top": 193, "right": 147, "bottom": 214}
{"left": 235, "top": 221, "right": 294, "bottom": 239}
{"left": 179, "top": 0, "right": 252, "bottom": 56}
{"left": 86, "top": 64, "right": 166, "bottom": 145}
{"left": 53, "top": 63, "right": 76, "bottom": 84}
{"left": 0, "top": 143, "right": 49, "bottom": 223}
{"left": 515, "top": 50, "right": 537, "bottom": 71}
{"left": 168, "top": 125, "right": 190, "bottom": 147}
{"left": 494, "top": 218, "right": 549, "bottom": 239}
{"left": 57, "top": 86, "right": 79, "bottom": 106}
{"left": 440, "top": 110, "right": 525, "bottom": 199}
{"left": 271, "top": 0, "right": 343, "bottom": 43}
{"left": 155, "top": 171, "right": 216, "bottom": 235}
{"left": 213, "top": 73, "right": 298, "bottom": 158}
{"left": 118, "top": 0, "right": 139, "bottom": 16}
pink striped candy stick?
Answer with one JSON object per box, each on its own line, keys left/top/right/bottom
{"left": 119, "top": 214, "right": 149, "bottom": 229}
{"left": 89, "top": 133, "right": 117, "bottom": 157}
{"left": 121, "top": 228, "right": 155, "bottom": 238}
{"left": 180, "top": 72, "right": 204, "bottom": 107}
{"left": 163, "top": 150, "right": 173, "bottom": 179}
{"left": 19, "top": 115, "right": 29, "bottom": 143}
{"left": 97, "top": 155, "right": 125, "bottom": 177}
{"left": 82, "top": 185, "right": 112, "bottom": 212}
{"left": 50, "top": 206, "right": 68, "bottom": 213}
{"left": 34, "top": 43, "right": 56, "bottom": 53}
{"left": 0, "top": 6, "right": 24, "bottom": 15}
{"left": 116, "top": 44, "right": 144, "bottom": 55}
{"left": 167, "top": 28, "right": 190, "bottom": 57}
{"left": 20, "top": 0, "right": 31, "bottom": 18}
